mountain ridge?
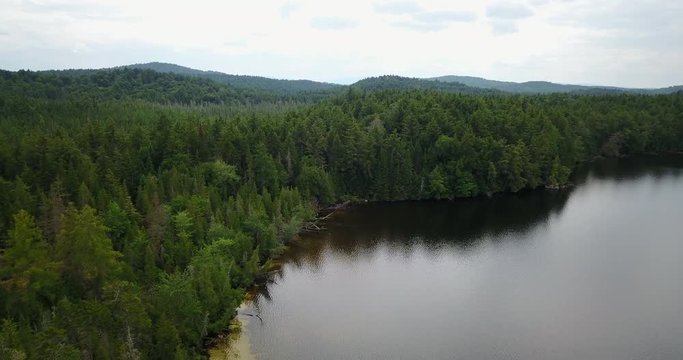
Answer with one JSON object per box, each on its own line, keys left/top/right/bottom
{"left": 4, "top": 62, "right": 682, "bottom": 95}
{"left": 430, "top": 75, "right": 683, "bottom": 95}
{"left": 350, "top": 75, "right": 496, "bottom": 95}
{"left": 129, "top": 62, "right": 681, "bottom": 95}
{"left": 124, "top": 62, "right": 342, "bottom": 93}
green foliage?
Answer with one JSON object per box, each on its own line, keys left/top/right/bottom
{"left": 190, "top": 239, "right": 244, "bottom": 333}
{"left": 0, "top": 68, "right": 247, "bottom": 105}
{"left": 127, "top": 62, "right": 342, "bottom": 100}
{"left": 167, "top": 210, "right": 194, "bottom": 270}
{"left": 55, "top": 206, "right": 123, "bottom": 298}
{"left": 103, "top": 201, "right": 135, "bottom": 252}
{"left": 1, "top": 211, "right": 60, "bottom": 319}
{"left": 427, "top": 166, "right": 450, "bottom": 199}
{"left": 153, "top": 314, "right": 183, "bottom": 360}
{"left": 352, "top": 75, "right": 495, "bottom": 94}
{"left": 0, "top": 319, "right": 27, "bottom": 360}
{"left": 202, "top": 160, "right": 240, "bottom": 199}
{"left": 296, "top": 162, "right": 335, "bottom": 205}
{"left": 1, "top": 67, "right": 682, "bottom": 358}
{"left": 432, "top": 75, "right": 683, "bottom": 95}
{"left": 152, "top": 270, "right": 203, "bottom": 349}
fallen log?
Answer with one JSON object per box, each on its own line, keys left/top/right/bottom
{"left": 301, "top": 200, "right": 350, "bottom": 232}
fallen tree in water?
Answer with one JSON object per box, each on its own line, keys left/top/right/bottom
{"left": 301, "top": 201, "right": 351, "bottom": 231}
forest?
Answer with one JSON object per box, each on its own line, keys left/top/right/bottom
{"left": 0, "top": 68, "right": 338, "bottom": 105}
{"left": 1, "top": 68, "right": 682, "bottom": 359}
{"left": 125, "top": 62, "right": 342, "bottom": 94}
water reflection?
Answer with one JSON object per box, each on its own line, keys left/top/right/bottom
{"left": 243, "top": 156, "right": 683, "bottom": 360}
{"left": 279, "top": 156, "right": 683, "bottom": 277}
{"left": 573, "top": 155, "right": 683, "bottom": 182}
{"left": 287, "top": 190, "right": 569, "bottom": 268}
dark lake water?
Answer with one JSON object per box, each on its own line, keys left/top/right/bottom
{"left": 237, "top": 156, "right": 683, "bottom": 360}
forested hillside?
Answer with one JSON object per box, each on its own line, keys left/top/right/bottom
{"left": 1, "top": 68, "right": 682, "bottom": 359}
{"left": 126, "top": 62, "right": 342, "bottom": 93}
{"left": 119, "top": 62, "right": 683, "bottom": 95}
{"left": 431, "top": 75, "right": 683, "bottom": 95}
{"left": 351, "top": 75, "right": 495, "bottom": 94}
{"left": 8, "top": 68, "right": 335, "bottom": 105}
{"left": 24, "top": 62, "right": 682, "bottom": 100}
{"left": 0, "top": 68, "right": 251, "bottom": 105}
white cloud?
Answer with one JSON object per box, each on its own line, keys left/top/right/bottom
{"left": 391, "top": 9, "right": 477, "bottom": 32}
{"left": 490, "top": 20, "right": 519, "bottom": 35}
{"left": 0, "top": 0, "right": 680, "bottom": 87}
{"left": 374, "top": 1, "right": 422, "bottom": 15}
{"left": 392, "top": 20, "right": 446, "bottom": 32}
{"left": 311, "top": 16, "right": 358, "bottom": 30}
{"left": 280, "top": 1, "right": 301, "bottom": 18}
{"left": 486, "top": 2, "right": 534, "bottom": 19}
{"left": 413, "top": 10, "right": 476, "bottom": 23}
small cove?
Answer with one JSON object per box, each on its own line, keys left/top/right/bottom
{"left": 214, "top": 156, "right": 683, "bottom": 360}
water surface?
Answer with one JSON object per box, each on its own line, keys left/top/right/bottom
{"left": 241, "top": 156, "right": 683, "bottom": 360}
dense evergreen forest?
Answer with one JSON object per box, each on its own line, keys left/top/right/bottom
{"left": 125, "top": 62, "right": 342, "bottom": 93}
{"left": 431, "top": 75, "right": 683, "bottom": 94}
{"left": 70, "top": 62, "right": 683, "bottom": 95}
{"left": 352, "top": 75, "right": 495, "bottom": 94}
{"left": 1, "top": 68, "right": 337, "bottom": 105}
{"left": 0, "top": 68, "right": 682, "bottom": 359}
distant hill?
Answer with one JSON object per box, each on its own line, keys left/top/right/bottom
{"left": 0, "top": 68, "right": 271, "bottom": 105}
{"left": 6, "top": 62, "right": 680, "bottom": 102}
{"left": 351, "top": 75, "right": 496, "bottom": 95}
{"left": 430, "top": 75, "right": 683, "bottom": 95}
{"left": 125, "top": 62, "right": 342, "bottom": 94}
{"left": 431, "top": 75, "right": 587, "bottom": 94}
{"left": 647, "top": 85, "right": 683, "bottom": 94}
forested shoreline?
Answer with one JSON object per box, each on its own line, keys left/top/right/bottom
{"left": 1, "top": 69, "right": 682, "bottom": 359}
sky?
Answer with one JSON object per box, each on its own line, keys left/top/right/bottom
{"left": 0, "top": 0, "right": 681, "bottom": 88}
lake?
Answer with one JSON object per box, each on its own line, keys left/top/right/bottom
{"left": 213, "top": 156, "right": 683, "bottom": 360}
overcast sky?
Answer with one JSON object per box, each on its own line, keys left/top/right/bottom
{"left": 0, "top": 0, "right": 681, "bottom": 87}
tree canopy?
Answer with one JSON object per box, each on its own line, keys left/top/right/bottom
{"left": 0, "top": 67, "right": 682, "bottom": 358}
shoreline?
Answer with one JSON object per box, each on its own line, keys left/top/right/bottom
{"left": 207, "top": 301, "right": 258, "bottom": 360}
{"left": 205, "top": 152, "right": 683, "bottom": 357}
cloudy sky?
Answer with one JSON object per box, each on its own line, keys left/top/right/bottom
{"left": 0, "top": 0, "right": 681, "bottom": 87}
